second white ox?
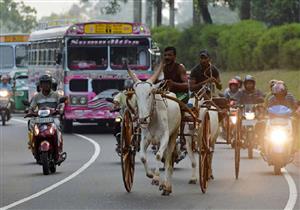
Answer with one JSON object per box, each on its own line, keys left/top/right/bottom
{"left": 128, "top": 69, "right": 181, "bottom": 196}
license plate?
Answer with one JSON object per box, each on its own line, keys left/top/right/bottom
{"left": 242, "top": 120, "right": 257, "bottom": 126}
{"left": 34, "top": 118, "right": 53, "bottom": 124}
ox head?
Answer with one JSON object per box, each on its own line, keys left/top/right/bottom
{"left": 127, "top": 68, "right": 161, "bottom": 126}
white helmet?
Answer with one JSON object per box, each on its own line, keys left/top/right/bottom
{"left": 1, "top": 75, "right": 9, "bottom": 81}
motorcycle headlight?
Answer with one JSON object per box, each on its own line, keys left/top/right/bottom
{"left": 0, "top": 90, "right": 9, "bottom": 97}
{"left": 115, "top": 117, "right": 122, "bottom": 123}
{"left": 38, "top": 110, "right": 50, "bottom": 117}
{"left": 245, "top": 112, "right": 255, "bottom": 120}
{"left": 34, "top": 124, "right": 40, "bottom": 136}
{"left": 49, "top": 124, "right": 55, "bottom": 134}
{"left": 270, "top": 129, "right": 288, "bottom": 145}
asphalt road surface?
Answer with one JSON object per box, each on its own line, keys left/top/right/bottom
{"left": 0, "top": 115, "right": 299, "bottom": 210}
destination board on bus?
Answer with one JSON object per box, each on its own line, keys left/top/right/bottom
{"left": 0, "top": 35, "right": 29, "bottom": 42}
{"left": 84, "top": 23, "right": 133, "bottom": 34}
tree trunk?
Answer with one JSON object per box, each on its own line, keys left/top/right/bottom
{"left": 193, "top": 0, "right": 201, "bottom": 25}
{"left": 155, "top": 0, "right": 162, "bottom": 26}
{"left": 146, "top": 0, "right": 153, "bottom": 27}
{"left": 133, "top": 0, "right": 142, "bottom": 23}
{"left": 240, "top": 0, "right": 251, "bottom": 20}
{"left": 200, "top": 0, "right": 212, "bottom": 24}
{"left": 169, "top": 0, "right": 175, "bottom": 27}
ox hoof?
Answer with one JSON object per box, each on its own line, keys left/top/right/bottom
{"left": 151, "top": 179, "right": 159, "bottom": 186}
{"left": 161, "top": 190, "right": 171, "bottom": 196}
{"left": 146, "top": 173, "right": 154, "bottom": 179}
{"left": 188, "top": 179, "right": 197, "bottom": 184}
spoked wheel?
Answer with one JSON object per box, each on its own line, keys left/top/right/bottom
{"left": 234, "top": 110, "right": 241, "bottom": 179}
{"left": 247, "top": 131, "right": 254, "bottom": 159}
{"left": 199, "top": 112, "right": 211, "bottom": 193}
{"left": 225, "top": 115, "right": 231, "bottom": 144}
{"left": 1, "top": 112, "right": 6, "bottom": 126}
{"left": 120, "top": 109, "right": 136, "bottom": 192}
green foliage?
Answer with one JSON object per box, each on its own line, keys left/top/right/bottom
{"left": 152, "top": 21, "right": 300, "bottom": 72}
{"left": 254, "top": 24, "right": 300, "bottom": 69}
{"left": 0, "top": 0, "right": 37, "bottom": 33}
{"left": 151, "top": 26, "right": 181, "bottom": 53}
{"left": 218, "top": 20, "right": 266, "bottom": 71}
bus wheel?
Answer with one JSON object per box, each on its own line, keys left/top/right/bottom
{"left": 63, "top": 119, "right": 73, "bottom": 133}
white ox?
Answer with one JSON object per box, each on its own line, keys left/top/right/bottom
{"left": 184, "top": 97, "right": 220, "bottom": 184}
{"left": 128, "top": 69, "right": 181, "bottom": 196}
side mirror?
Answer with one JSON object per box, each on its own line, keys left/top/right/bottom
{"left": 59, "top": 96, "right": 67, "bottom": 103}
{"left": 22, "top": 99, "right": 30, "bottom": 107}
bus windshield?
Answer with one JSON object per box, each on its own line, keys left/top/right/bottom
{"left": 67, "top": 39, "right": 108, "bottom": 70}
{"left": 0, "top": 46, "right": 14, "bottom": 69}
{"left": 110, "top": 38, "right": 150, "bottom": 70}
{"left": 15, "top": 45, "right": 28, "bottom": 68}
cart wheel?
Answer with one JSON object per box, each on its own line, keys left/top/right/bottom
{"left": 234, "top": 110, "right": 241, "bottom": 179}
{"left": 120, "top": 109, "right": 135, "bottom": 192}
{"left": 225, "top": 115, "right": 231, "bottom": 144}
{"left": 199, "top": 112, "right": 211, "bottom": 193}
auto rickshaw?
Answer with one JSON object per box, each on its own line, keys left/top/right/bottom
{"left": 12, "top": 71, "right": 28, "bottom": 111}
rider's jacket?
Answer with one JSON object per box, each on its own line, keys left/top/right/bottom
{"left": 224, "top": 88, "right": 242, "bottom": 101}
{"left": 239, "top": 89, "right": 264, "bottom": 105}
{"left": 267, "top": 93, "right": 298, "bottom": 111}
{"left": 29, "top": 90, "right": 60, "bottom": 111}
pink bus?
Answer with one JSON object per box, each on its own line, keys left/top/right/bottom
{"left": 28, "top": 21, "right": 155, "bottom": 132}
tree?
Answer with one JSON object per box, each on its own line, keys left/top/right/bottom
{"left": 168, "top": 0, "right": 175, "bottom": 27}
{"left": 193, "top": 0, "right": 201, "bottom": 25}
{"left": 154, "top": 0, "right": 163, "bottom": 26}
{"left": 0, "top": 0, "right": 37, "bottom": 33}
{"left": 133, "top": 0, "right": 142, "bottom": 23}
{"left": 240, "top": 0, "right": 251, "bottom": 20}
{"left": 200, "top": 0, "right": 213, "bottom": 24}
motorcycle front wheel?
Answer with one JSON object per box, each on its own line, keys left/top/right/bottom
{"left": 1, "top": 111, "right": 6, "bottom": 126}
{"left": 41, "top": 152, "right": 50, "bottom": 175}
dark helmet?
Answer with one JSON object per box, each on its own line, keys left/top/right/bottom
{"left": 124, "top": 79, "right": 134, "bottom": 89}
{"left": 234, "top": 76, "right": 242, "bottom": 83}
{"left": 51, "top": 78, "right": 58, "bottom": 91}
{"left": 35, "top": 81, "right": 40, "bottom": 92}
{"left": 39, "top": 74, "right": 52, "bottom": 84}
{"left": 244, "top": 75, "right": 256, "bottom": 84}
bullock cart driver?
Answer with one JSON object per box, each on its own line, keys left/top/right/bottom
{"left": 161, "top": 46, "right": 189, "bottom": 103}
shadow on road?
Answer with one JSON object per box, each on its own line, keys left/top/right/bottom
{"left": 68, "top": 124, "right": 113, "bottom": 134}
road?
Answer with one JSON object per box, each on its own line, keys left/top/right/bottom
{"left": 0, "top": 115, "right": 299, "bottom": 210}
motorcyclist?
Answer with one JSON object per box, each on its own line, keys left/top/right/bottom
{"left": 234, "top": 75, "right": 243, "bottom": 89}
{"left": 266, "top": 82, "right": 300, "bottom": 153}
{"left": 239, "top": 75, "right": 264, "bottom": 105}
{"left": 0, "top": 75, "right": 13, "bottom": 119}
{"left": 51, "top": 78, "right": 58, "bottom": 91}
{"left": 264, "top": 79, "right": 278, "bottom": 107}
{"left": 224, "top": 78, "right": 241, "bottom": 103}
{"left": 0, "top": 75, "right": 13, "bottom": 92}
{"left": 28, "top": 74, "right": 64, "bottom": 156}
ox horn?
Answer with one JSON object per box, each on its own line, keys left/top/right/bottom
{"left": 127, "top": 68, "right": 140, "bottom": 83}
{"left": 147, "top": 63, "right": 163, "bottom": 83}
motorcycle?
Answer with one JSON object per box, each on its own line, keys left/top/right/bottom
{"left": 241, "top": 103, "right": 264, "bottom": 159}
{"left": 0, "top": 89, "right": 11, "bottom": 126}
{"left": 25, "top": 98, "right": 67, "bottom": 175}
{"left": 261, "top": 105, "right": 295, "bottom": 175}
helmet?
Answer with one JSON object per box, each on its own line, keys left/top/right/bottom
{"left": 272, "top": 83, "right": 287, "bottom": 95}
{"left": 244, "top": 75, "right": 256, "bottom": 84}
{"left": 124, "top": 79, "right": 134, "bottom": 89}
{"left": 39, "top": 74, "right": 52, "bottom": 84}
{"left": 228, "top": 79, "right": 239, "bottom": 86}
{"left": 1, "top": 75, "right": 9, "bottom": 81}
{"left": 51, "top": 78, "right": 58, "bottom": 91}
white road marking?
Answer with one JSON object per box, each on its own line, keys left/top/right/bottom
{"left": 254, "top": 149, "right": 298, "bottom": 210}
{"left": 1, "top": 119, "right": 101, "bottom": 210}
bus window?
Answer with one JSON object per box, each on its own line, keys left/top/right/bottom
{"left": 0, "top": 46, "right": 14, "bottom": 69}
{"left": 110, "top": 39, "right": 150, "bottom": 70}
{"left": 67, "top": 39, "right": 108, "bottom": 70}
{"left": 15, "top": 45, "right": 28, "bottom": 68}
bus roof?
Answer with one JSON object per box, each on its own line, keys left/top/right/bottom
{"left": 0, "top": 34, "right": 29, "bottom": 43}
{"left": 29, "top": 21, "right": 150, "bottom": 42}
